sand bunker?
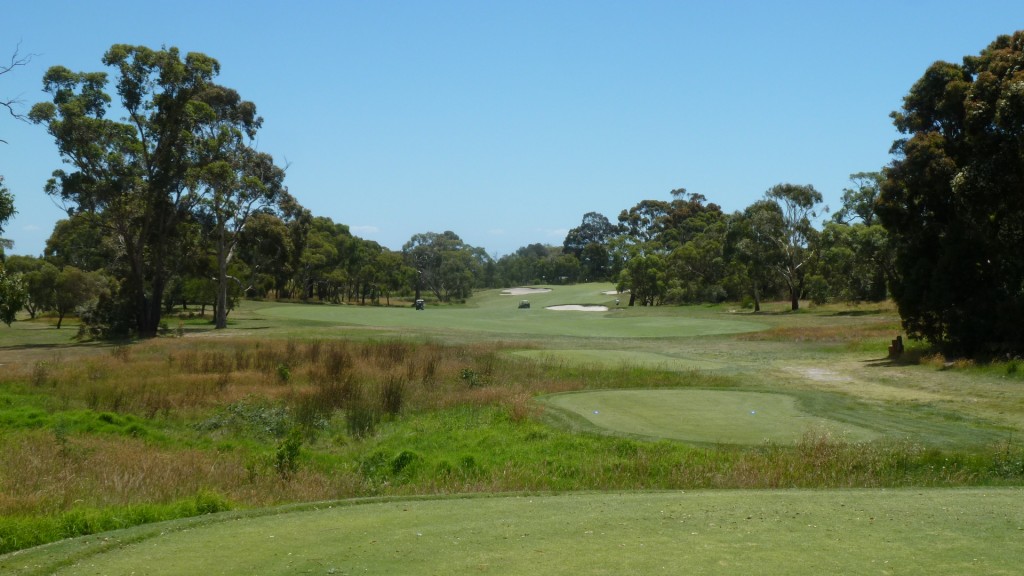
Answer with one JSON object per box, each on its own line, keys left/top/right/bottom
{"left": 546, "top": 304, "right": 609, "bottom": 312}
{"left": 501, "top": 287, "right": 553, "bottom": 295}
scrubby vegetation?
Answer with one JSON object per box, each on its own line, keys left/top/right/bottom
{"left": 2, "top": 325, "right": 1023, "bottom": 555}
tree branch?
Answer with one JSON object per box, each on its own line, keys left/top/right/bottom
{"left": 1, "top": 42, "right": 35, "bottom": 144}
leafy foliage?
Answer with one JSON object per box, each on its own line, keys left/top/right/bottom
{"left": 879, "top": 31, "right": 1024, "bottom": 354}
{"left": 29, "top": 45, "right": 264, "bottom": 337}
{"left": 0, "top": 267, "right": 26, "bottom": 325}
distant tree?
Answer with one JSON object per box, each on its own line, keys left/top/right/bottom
{"left": 373, "top": 249, "right": 412, "bottom": 306}
{"left": 30, "top": 44, "right": 262, "bottom": 337}
{"left": 817, "top": 173, "right": 893, "bottom": 303}
{"left": 618, "top": 199, "right": 672, "bottom": 252}
{"left": 833, "top": 172, "right": 883, "bottom": 226}
{"left": 878, "top": 31, "right": 1024, "bottom": 354}
{"left": 44, "top": 214, "right": 117, "bottom": 272}
{"left": 0, "top": 267, "right": 26, "bottom": 325}
{"left": 763, "top": 184, "right": 824, "bottom": 310}
{"left": 53, "top": 266, "right": 106, "bottom": 329}
{"left": 730, "top": 200, "right": 785, "bottom": 312}
{"left": 4, "top": 255, "right": 57, "bottom": 319}
{"left": 618, "top": 252, "right": 667, "bottom": 306}
{"left": 563, "top": 212, "right": 619, "bottom": 281}
{"left": 236, "top": 212, "right": 293, "bottom": 298}
{"left": 660, "top": 189, "right": 723, "bottom": 248}
{"left": 192, "top": 144, "right": 287, "bottom": 328}
{"left": 666, "top": 210, "right": 735, "bottom": 303}
{"left": 403, "top": 231, "right": 486, "bottom": 302}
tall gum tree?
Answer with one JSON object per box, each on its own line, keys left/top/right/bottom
{"left": 192, "top": 145, "right": 286, "bottom": 329}
{"left": 764, "top": 183, "right": 824, "bottom": 311}
{"left": 30, "top": 45, "right": 263, "bottom": 337}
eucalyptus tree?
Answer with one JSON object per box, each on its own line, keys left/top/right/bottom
{"left": 235, "top": 212, "right": 294, "bottom": 298}
{"left": 44, "top": 214, "right": 116, "bottom": 272}
{"left": 730, "top": 200, "right": 785, "bottom": 312}
{"left": 53, "top": 266, "right": 107, "bottom": 329}
{"left": 763, "top": 184, "right": 824, "bottom": 310}
{"left": 818, "top": 172, "right": 892, "bottom": 303}
{"left": 30, "top": 44, "right": 263, "bottom": 337}
{"left": 0, "top": 267, "right": 25, "bottom": 325}
{"left": 563, "top": 212, "right": 619, "bottom": 281}
{"left": 403, "top": 231, "right": 487, "bottom": 302}
{"left": 3, "top": 255, "right": 57, "bottom": 319}
{"left": 192, "top": 142, "right": 287, "bottom": 328}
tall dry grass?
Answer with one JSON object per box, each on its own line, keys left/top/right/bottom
{"left": 5, "top": 334, "right": 1019, "bottom": 555}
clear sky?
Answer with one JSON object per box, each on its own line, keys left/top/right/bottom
{"left": 2, "top": 1, "right": 1022, "bottom": 258}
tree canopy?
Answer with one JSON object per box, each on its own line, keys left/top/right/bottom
{"left": 879, "top": 30, "right": 1024, "bottom": 355}
{"left": 30, "top": 45, "right": 269, "bottom": 337}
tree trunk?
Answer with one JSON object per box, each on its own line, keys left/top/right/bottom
{"left": 139, "top": 287, "right": 164, "bottom": 338}
{"left": 215, "top": 243, "right": 229, "bottom": 330}
{"left": 753, "top": 281, "right": 761, "bottom": 312}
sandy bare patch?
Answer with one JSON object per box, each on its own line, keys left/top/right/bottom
{"left": 601, "top": 290, "right": 620, "bottom": 295}
{"left": 501, "top": 287, "right": 552, "bottom": 295}
{"left": 799, "top": 368, "right": 850, "bottom": 382}
{"left": 546, "top": 305, "right": 609, "bottom": 312}
{"left": 785, "top": 365, "right": 948, "bottom": 403}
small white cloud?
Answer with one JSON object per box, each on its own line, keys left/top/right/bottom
{"left": 349, "top": 225, "right": 380, "bottom": 235}
{"left": 487, "top": 228, "right": 507, "bottom": 236}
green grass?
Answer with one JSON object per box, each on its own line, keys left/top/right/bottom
{"left": 2, "top": 287, "right": 1024, "bottom": 568}
{"left": 511, "top": 349, "right": 726, "bottom": 371}
{"left": 541, "top": 389, "right": 880, "bottom": 444}
{"left": 251, "top": 284, "right": 769, "bottom": 339}
{"left": 4, "top": 489, "right": 1021, "bottom": 576}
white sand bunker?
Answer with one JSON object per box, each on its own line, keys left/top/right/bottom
{"left": 546, "top": 304, "right": 609, "bottom": 312}
{"left": 501, "top": 287, "right": 553, "bottom": 295}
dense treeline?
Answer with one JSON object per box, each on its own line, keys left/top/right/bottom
{"left": 0, "top": 43, "right": 893, "bottom": 338}
{"left": 4, "top": 32, "right": 1024, "bottom": 356}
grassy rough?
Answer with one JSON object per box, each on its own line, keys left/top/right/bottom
{"left": 1, "top": 292, "right": 1023, "bottom": 559}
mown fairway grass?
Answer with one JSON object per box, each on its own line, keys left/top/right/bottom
{"left": 541, "top": 389, "right": 880, "bottom": 444}
{"left": 252, "top": 283, "right": 769, "bottom": 339}
{"left": 1, "top": 285, "right": 1023, "bottom": 572}
{"left": 4, "top": 489, "right": 1021, "bottom": 575}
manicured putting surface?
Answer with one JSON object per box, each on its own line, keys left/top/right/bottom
{"left": 542, "top": 389, "right": 879, "bottom": 444}
{"left": 21, "top": 490, "right": 1022, "bottom": 575}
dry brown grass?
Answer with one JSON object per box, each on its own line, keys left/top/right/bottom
{"left": 737, "top": 319, "right": 899, "bottom": 343}
{"left": 0, "top": 337, "right": 589, "bottom": 516}
{"left": 0, "top": 431, "right": 370, "bottom": 516}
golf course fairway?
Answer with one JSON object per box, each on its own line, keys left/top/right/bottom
{"left": 251, "top": 284, "right": 768, "bottom": 339}
{"left": 9, "top": 489, "right": 1020, "bottom": 575}
{"left": 541, "top": 390, "right": 880, "bottom": 444}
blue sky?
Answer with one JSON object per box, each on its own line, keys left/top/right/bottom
{"left": 2, "top": 1, "right": 1022, "bottom": 258}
